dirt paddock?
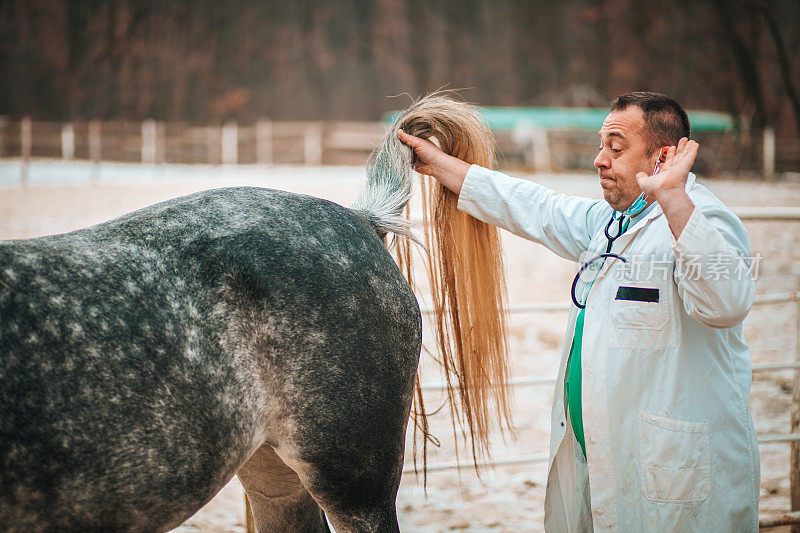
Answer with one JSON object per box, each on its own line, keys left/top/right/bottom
{"left": 1, "top": 161, "right": 799, "bottom": 532}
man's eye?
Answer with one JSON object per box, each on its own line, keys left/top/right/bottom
{"left": 597, "top": 145, "right": 603, "bottom": 152}
{"left": 612, "top": 148, "right": 622, "bottom": 154}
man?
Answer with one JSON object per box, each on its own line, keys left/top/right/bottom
{"left": 398, "top": 92, "right": 759, "bottom": 531}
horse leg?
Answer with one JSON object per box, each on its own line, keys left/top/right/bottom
{"left": 266, "top": 366, "right": 412, "bottom": 533}
{"left": 272, "top": 444, "right": 403, "bottom": 533}
{"left": 321, "top": 500, "right": 399, "bottom": 533}
{"left": 237, "top": 443, "right": 330, "bottom": 533}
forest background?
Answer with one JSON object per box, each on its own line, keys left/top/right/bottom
{"left": 1, "top": 0, "right": 799, "bottom": 143}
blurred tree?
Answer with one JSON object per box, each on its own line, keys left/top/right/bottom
{"left": 710, "top": 0, "right": 768, "bottom": 130}
{"left": 761, "top": 0, "right": 800, "bottom": 136}
{"left": 0, "top": 0, "right": 797, "bottom": 140}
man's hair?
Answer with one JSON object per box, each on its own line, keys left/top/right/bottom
{"left": 610, "top": 92, "right": 690, "bottom": 155}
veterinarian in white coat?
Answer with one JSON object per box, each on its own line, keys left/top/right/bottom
{"left": 399, "top": 92, "right": 759, "bottom": 531}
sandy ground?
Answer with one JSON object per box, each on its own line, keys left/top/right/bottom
{"left": 1, "top": 160, "right": 800, "bottom": 532}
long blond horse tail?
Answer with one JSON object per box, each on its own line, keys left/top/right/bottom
{"left": 353, "top": 93, "right": 512, "bottom": 473}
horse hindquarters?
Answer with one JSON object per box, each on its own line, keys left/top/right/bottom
{"left": 231, "top": 239, "right": 421, "bottom": 533}
{"left": 237, "top": 304, "right": 419, "bottom": 533}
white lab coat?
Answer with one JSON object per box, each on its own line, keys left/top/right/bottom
{"left": 457, "top": 165, "right": 760, "bottom": 532}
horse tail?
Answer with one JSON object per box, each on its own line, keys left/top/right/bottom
{"left": 353, "top": 93, "right": 513, "bottom": 472}
{"left": 350, "top": 102, "right": 418, "bottom": 240}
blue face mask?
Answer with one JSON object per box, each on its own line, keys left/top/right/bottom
{"left": 623, "top": 192, "right": 649, "bottom": 217}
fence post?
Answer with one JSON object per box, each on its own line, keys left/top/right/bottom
{"left": 157, "top": 121, "right": 166, "bottom": 164}
{"left": 88, "top": 120, "right": 102, "bottom": 162}
{"left": 256, "top": 120, "right": 273, "bottom": 165}
{"left": 763, "top": 126, "right": 776, "bottom": 182}
{"left": 21, "top": 117, "right": 32, "bottom": 184}
{"left": 531, "top": 128, "right": 552, "bottom": 173}
{"left": 513, "top": 123, "right": 551, "bottom": 172}
{"left": 88, "top": 120, "right": 102, "bottom": 180}
{"left": 221, "top": 121, "right": 238, "bottom": 165}
{"left": 89, "top": 120, "right": 103, "bottom": 180}
{"left": 142, "top": 119, "right": 157, "bottom": 164}
{"left": 304, "top": 122, "right": 323, "bottom": 166}
{"left": 792, "top": 279, "right": 800, "bottom": 533}
{"left": 61, "top": 123, "right": 75, "bottom": 160}
{"left": 205, "top": 127, "right": 219, "bottom": 165}
{"left": 0, "top": 117, "right": 7, "bottom": 160}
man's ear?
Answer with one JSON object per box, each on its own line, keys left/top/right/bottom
{"left": 658, "top": 147, "right": 669, "bottom": 163}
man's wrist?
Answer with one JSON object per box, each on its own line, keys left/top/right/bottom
{"left": 653, "top": 187, "right": 690, "bottom": 209}
{"left": 654, "top": 187, "right": 694, "bottom": 239}
{"left": 437, "top": 155, "right": 471, "bottom": 195}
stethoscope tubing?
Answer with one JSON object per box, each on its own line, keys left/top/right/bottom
{"left": 570, "top": 252, "right": 628, "bottom": 309}
{"left": 603, "top": 213, "right": 626, "bottom": 253}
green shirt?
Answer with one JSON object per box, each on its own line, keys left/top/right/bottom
{"left": 565, "top": 308, "right": 587, "bottom": 456}
{"left": 564, "top": 202, "right": 655, "bottom": 458}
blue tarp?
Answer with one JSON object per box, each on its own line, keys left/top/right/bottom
{"left": 385, "top": 107, "right": 734, "bottom": 132}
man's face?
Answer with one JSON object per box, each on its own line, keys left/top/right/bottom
{"left": 593, "top": 106, "right": 659, "bottom": 212}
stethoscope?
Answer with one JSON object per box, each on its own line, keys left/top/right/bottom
{"left": 570, "top": 206, "right": 644, "bottom": 309}
{"left": 570, "top": 155, "right": 664, "bottom": 309}
{"left": 602, "top": 191, "right": 649, "bottom": 252}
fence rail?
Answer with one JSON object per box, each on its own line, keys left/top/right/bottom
{"left": 403, "top": 433, "right": 800, "bottom": 477}
{"left": 2, "top": 117, "right": 800, "bottom": 177}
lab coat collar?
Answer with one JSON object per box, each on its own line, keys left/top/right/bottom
{"left": 593, "top": 173, "right": 697, "bottom": 281}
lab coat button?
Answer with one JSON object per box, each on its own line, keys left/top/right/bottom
{"left": 560, "top": 421, "right": 565, "bottom": 427}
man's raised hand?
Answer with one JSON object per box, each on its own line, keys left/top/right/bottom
{"left": 636, "top": 137, "right": 699, "bottom": 239}
{"left": 636, "top": 137, "right": 699, "bottom": 202}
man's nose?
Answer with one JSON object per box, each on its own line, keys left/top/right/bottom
{"left": 594, "top": 150, "right": 609, "bottom": 170}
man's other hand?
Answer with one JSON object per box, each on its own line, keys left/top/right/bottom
{"left": 397, "top": 129, "right": 471, "bottom": 194}
{"left": 636, "top": 137, "right": 699, "bottom": 202}
{"left": 636, "top": 137, "right": 699, "bottom": 239}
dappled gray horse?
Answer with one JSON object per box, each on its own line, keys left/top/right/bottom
{"left": 0, "top": 95, "right": 509, "bottom": 532}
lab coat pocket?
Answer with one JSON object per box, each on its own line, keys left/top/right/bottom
{"left": 638, "top": 411, "right": 711, "bottom": 504}
{"left": 610, "top": 280, "right": 671, "bottom": 350}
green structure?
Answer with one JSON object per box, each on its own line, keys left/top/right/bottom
{"left": 385, "top": 107, "right": 734, "bottom": 132}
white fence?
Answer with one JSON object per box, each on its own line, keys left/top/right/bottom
{"left": 410, "top": 289, "right": 800, "bottom": 462}
{"left": 3, "top": 117, "right": 799, "bottom": 178}
{"left": 396, "top": 206, "right": 800, "bottom": 530}
{"left": 407, "top": 283, "right": 800, "bottom": 529}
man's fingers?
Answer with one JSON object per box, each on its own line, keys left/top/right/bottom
{"left": 398, "top": 128, "right": 424, "bottom": 148}
{"left": 399, "top": 128, "right": 437, "bottom": 153}
{"left": 675, "top": 140, "right": 698, "bottom": 164}
{"left": 397, "top": 129, "right": 416, "bottom": 147}
{"left": 677, "top": 137, "right": 688, "bottom": 152}
{"left": 685, "top": 140, "right": 699, "bottom": 162}
{"left": 665, "top": 145, "right": 676, "bottom": 167}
